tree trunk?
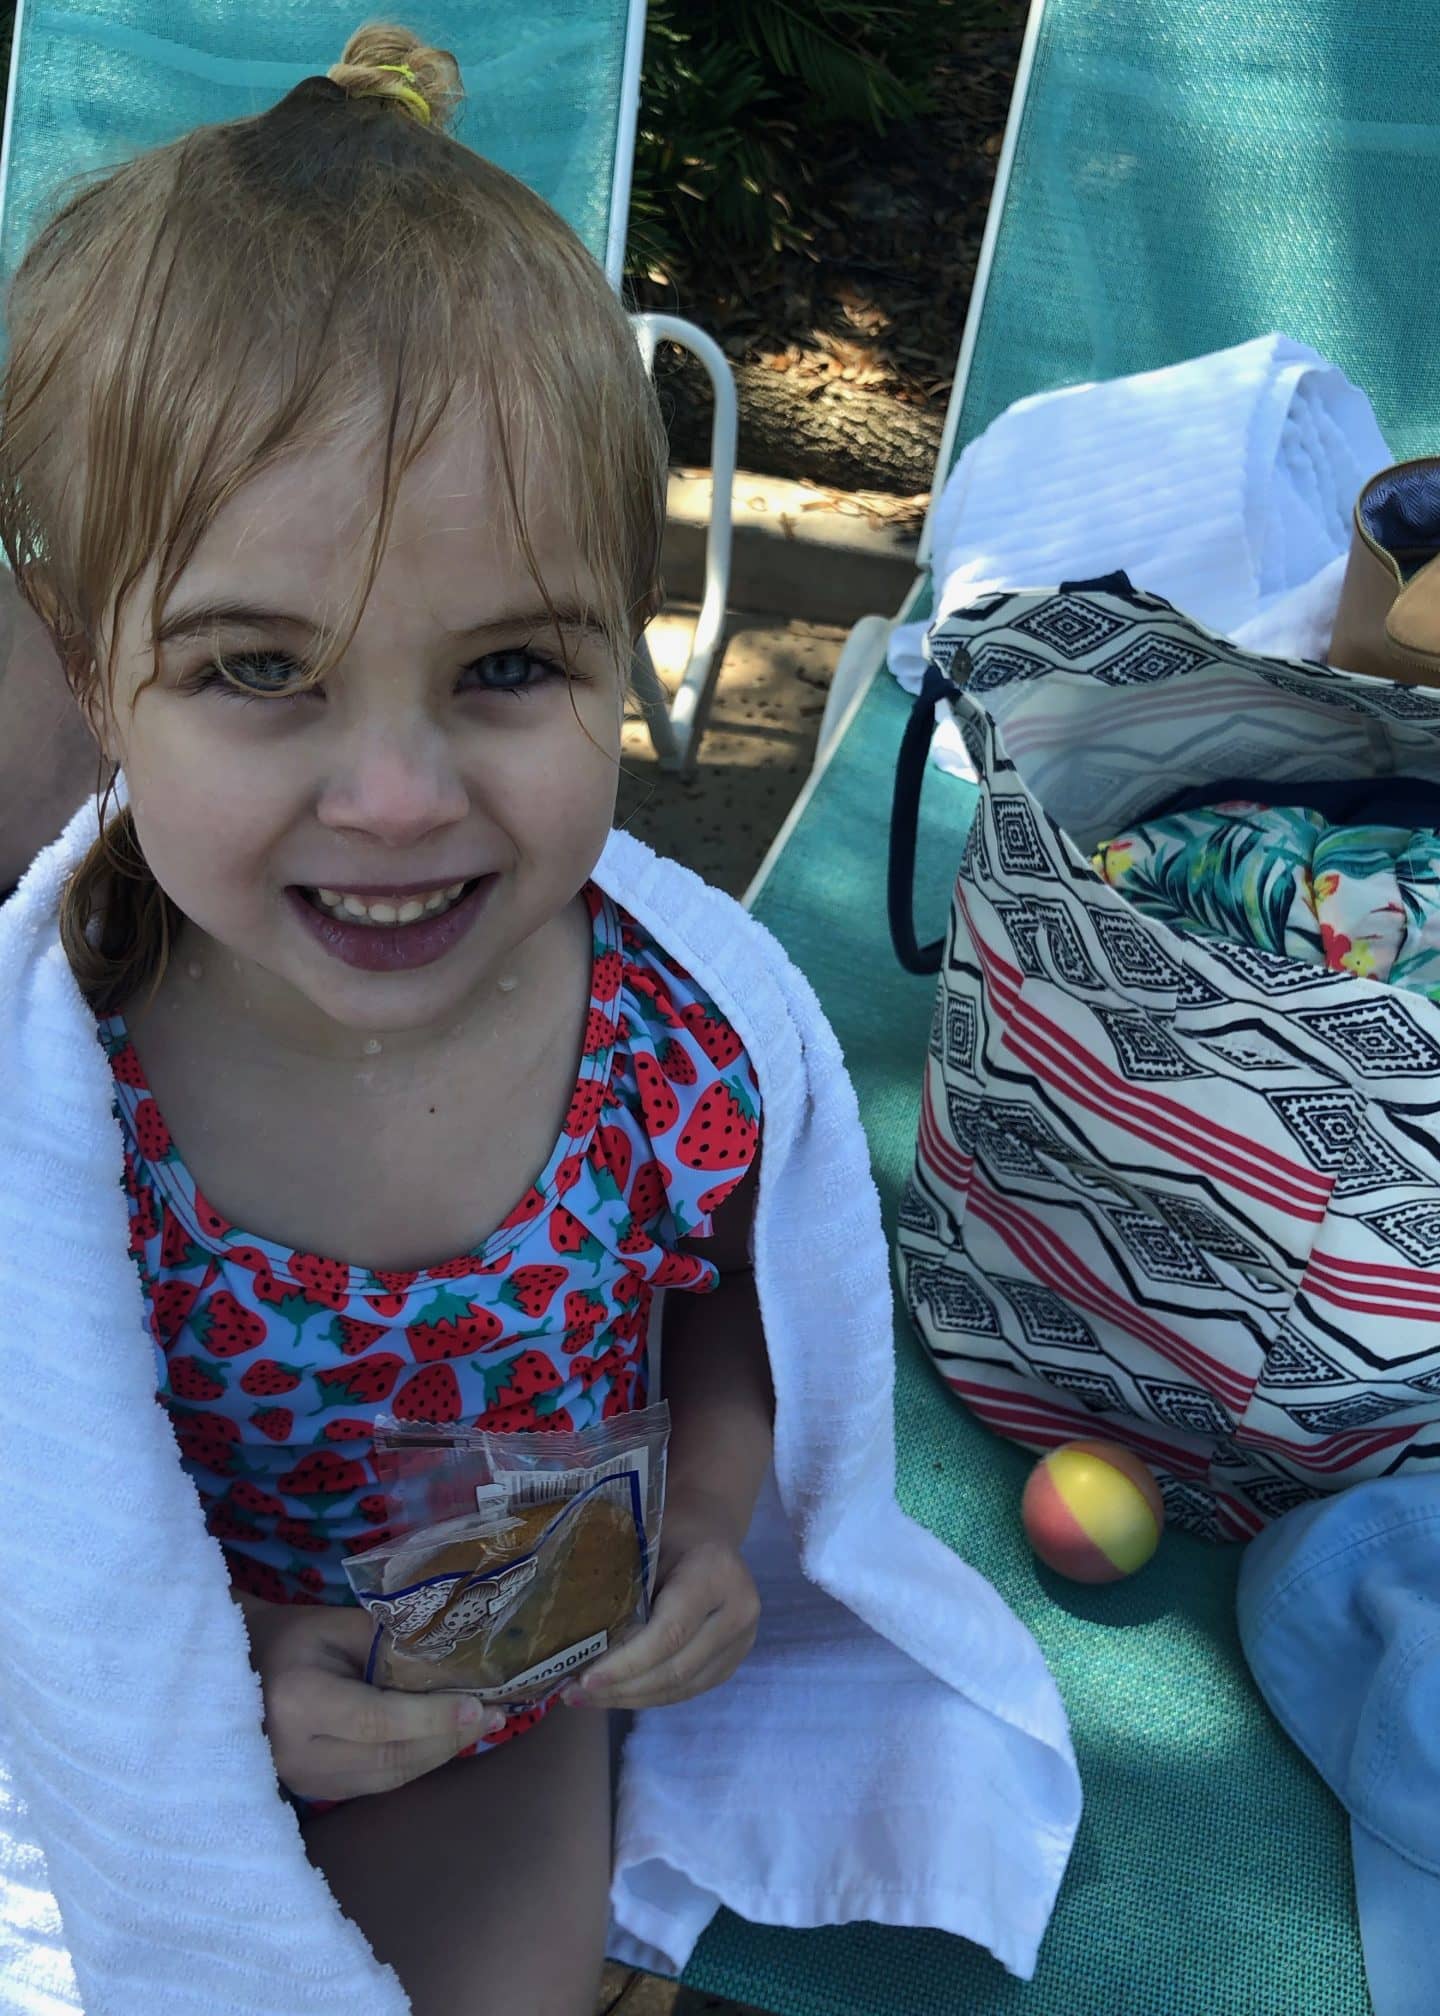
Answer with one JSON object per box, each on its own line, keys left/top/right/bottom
{"left": 654, "top": 351, "right": 944, "bottom": 496}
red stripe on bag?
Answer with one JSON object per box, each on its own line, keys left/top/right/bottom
{"left": 1305, "top": 1250, "right": 1440, "bottom": 1317}
{"left": 960, "top": 892, "right": 1331, "bottom": 1219}
{"left": 969, "top": 1175, "right": 1255, "bottom": 1412}
{"left": 1236, "top": 1417, "right": 1418, "bottom": 1472}
{"left": 1302, "top": 1280, "right": 1440, "bottom": 1322}
{"left": 1009, "top": 1006, "right": 1329, "bottom": 1213}
{"left": 942, "top": 1374, "right": 1212, "bottom": 1477}
{"left": 918, "top": 1082, "right": 973, "bottom": 1195}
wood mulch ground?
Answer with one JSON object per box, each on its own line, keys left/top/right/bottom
{"left": 635, "top": 4, "right": 1028, "bottom": 495}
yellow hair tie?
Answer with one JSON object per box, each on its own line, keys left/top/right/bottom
{"left": 370, "top": 62, "right": 431, "bottom": 125}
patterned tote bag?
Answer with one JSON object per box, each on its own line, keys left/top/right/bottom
{"left": 890, "top": 575, "right": 1440, "bottom": 1540}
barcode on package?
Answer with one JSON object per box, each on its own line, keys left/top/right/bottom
{"left": 475, "top": 1444, "right": 649, "bottom": 1515}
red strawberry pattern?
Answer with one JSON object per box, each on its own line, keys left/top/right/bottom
{"left": 99, "top": 885, "right": 759, "bottom": 1773}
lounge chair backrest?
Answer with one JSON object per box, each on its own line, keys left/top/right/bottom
{"left": 923, "top": 0, "right": 1440, "bottom": 563}
{"left": 0, "top": 0, "right": 646, "bottom": 296}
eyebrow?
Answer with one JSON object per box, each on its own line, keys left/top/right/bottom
{"left": 150, "top": 600, "right": 608, "bottom": 645}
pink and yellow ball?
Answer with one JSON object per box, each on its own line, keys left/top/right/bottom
{"left": 1021, "top": 1440, "right": 1165, "bottom": 1583}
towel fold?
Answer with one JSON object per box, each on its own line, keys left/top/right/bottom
{"left": 891, "top": 335, "right": 1391, "bottom": 780}
{"left": 0, "top": 808, "right": 1081, "bottom": 2013}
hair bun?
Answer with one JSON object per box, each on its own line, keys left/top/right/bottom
{"left": 327, "top": 23, "right": 464, "bottom": 133}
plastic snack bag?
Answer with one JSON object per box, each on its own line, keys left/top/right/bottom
{"left": 342, "top": 1402, "right": 670, "bottom": 1705}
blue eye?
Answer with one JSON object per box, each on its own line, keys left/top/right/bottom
{"left": 463, "top": 647, "right": 564, "bottom": 695}
{"left": 192, "top": 651, "right": 312, "bottom": 700}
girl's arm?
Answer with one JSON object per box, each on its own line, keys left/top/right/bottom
{"left": 564, "top": 1155, "right": 772, "bottom": 1713}
{"left": 657, "top": 1154, "right": 773, "bottom": 1554}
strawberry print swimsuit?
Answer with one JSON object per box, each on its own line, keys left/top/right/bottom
{"left": 102, "top": 885, "right": 759, "bottom": 1806}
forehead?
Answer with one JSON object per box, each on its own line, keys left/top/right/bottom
{"left": 153, "top": 405, "right": 584, "bottom": 621}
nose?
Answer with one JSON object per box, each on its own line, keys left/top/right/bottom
{"left": 315, "top": 719, "right": 470, "bottom": 849}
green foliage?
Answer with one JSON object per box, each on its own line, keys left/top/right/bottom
{"left": 628, "top": 0, "right": 1000, "bottom": 284}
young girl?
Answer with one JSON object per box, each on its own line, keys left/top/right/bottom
{"left": 0, "top": 24, "right": 773, "bottom": 2013}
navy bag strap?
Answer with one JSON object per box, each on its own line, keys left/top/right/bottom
{"left": 887, "top": 656, "right": 965, "bottom": 975}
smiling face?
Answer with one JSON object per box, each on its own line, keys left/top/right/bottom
{"left": 95, "top": 407, "right": 626, "bottom": 1049}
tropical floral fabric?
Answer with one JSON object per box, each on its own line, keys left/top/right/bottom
{"left": 1093, "top": 799, "right": 1440, "bottom": 1000}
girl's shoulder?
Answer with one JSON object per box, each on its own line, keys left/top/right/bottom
{"left": 595, "top": 888, "right": 761, "bottom": 1238}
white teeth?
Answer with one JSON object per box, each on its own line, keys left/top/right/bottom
{"left": 310, "top": 881, "right": 472, "bottom": 926}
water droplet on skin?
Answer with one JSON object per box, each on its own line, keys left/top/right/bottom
{"left": 363, "top": 1038, "right": 383, "bottom": 1055}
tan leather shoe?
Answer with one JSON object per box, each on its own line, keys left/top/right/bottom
{"left": 1331, "top": 458, "right": 1440, "bottom": 687}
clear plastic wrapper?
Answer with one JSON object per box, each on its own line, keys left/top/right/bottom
{"left": 342, "top": 1402, "right": 670, "bottom": 1705}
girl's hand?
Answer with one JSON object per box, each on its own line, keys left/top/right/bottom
{"left": 562, "top": 1519, "right": 761, "bottom": 1713}
{"left": 235, "top": 1594, "right": 506, "bottom": 1803}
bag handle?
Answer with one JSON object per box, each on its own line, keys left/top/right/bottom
{"left": 888, "top": 657, "right": 966, "bottom": 974}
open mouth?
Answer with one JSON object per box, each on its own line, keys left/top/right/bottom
{"left": 289, "top": 876, "right": 495, "bottom": 973}
{"left": 303, "top": 879, "right": 479, "bottom": 927}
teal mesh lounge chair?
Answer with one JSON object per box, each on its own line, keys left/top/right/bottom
{"left": 674, "top": 3, "right": 1440, "bottom": 2012}
{"left": 0, "top": 0, "right": 734, "bottom": 771}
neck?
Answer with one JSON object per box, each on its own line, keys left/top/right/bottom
{"left": 129, "top": 908, "right": 572, "bottom": 1075}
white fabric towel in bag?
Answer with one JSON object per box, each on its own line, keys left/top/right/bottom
{"left": 0, "top": 809, "right": 1080, "bottom": 2015}
{"left": 889, "top": 333, "right": 1391, "bottom": 779}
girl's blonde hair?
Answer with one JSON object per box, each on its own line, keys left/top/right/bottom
{"left": 0, "top": 22, "right": 669, "bottom": 1013}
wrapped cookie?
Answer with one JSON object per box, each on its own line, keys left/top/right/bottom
{"left": 342, "top": 1403, "right": 669, "bottom": 1705}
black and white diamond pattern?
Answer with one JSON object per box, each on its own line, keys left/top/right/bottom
{"left": 1284, "top": 1392, "right": 1409, "bottom": 1432}
{"left": 899, "top": 586, "right": 1440, "bottom": 1536}
{"left": 1091, "top": 633, "right": 1209, "bottom": 687}
{"left": 1104, "top": 1206, "right": 1216, "bottom": 1285}
{"left": 1032, "top": 900, "right": 1103, "bottom": 989}
{"left": 978, "top": 1097, "right": 1072, "bottom": 1157}
{"left": 1266, "top": 1089, "right": 1359, "bottom": 1170}
{"left": 1243, "top": 1476, "right": 1321, "bottom": 1520}
{"left": 1205, "top": 939, "right": 1341, "bottom": 993}
{"left": 959, "top": 811, "right": 992, "bottom": 889}
{"left": 967, "top": 642, "right": 1049, "bottom": 694}
{"left": 1137, "top": 1379, "right": 1233, "bottom": 1436}
{"left": 1359, "top": 1199, "right": 1440, "bottom": 1266}
{"left": 1087, "top": 907, "right": 1184, "bottom": 992}
{"left": 1260, "top": 1332, "right": 1348, "bottom": 1387}
{"left": 1173, "top": 965, "right": 1227, "bottom": 1008}
{"left": 943, "top": 997, "right": 978, "bottom": 1075}
{"left": 1330, "top": 1124, "right": 1429, "bottom": 1198}
{"left": 1093, "top": 1006, "right": 1202, "bottom": 1081}
{"left": 1154, "top": 1194, "right": 1266, "bottom": 1264}
{"left": 1012, "top": 595, "right": 1127, "bottom": 661}
{"left": 1159, "top": 1482, "right": 1223, "bottom": 1536}
{"left": 994, "top": 1277, "right": 1100, "bottom": 1351}
{"left": 992, "top": 900, "right": 1045, "bottom": 976}
{"left": 1295, "top": 998, "right": 1440, "bottom": 1077}
{"left": 943, "top": 1086, "right": 979, "bottom": 1155}
{"left": 1044, "top": 1366, "right": 1128, "bottom": 1412}
{"left": 905, "top": 1257, "right": 1001, "bottom": 1336}
{"left": 993, "top": 798, "right": 1053, "bottom": 877}
{"left": 897, "top": 1180, "right": 941, "bottom": 1240}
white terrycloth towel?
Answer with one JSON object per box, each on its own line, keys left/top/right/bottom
{"left": 888, "top": 334, "right": 1391, "bottom": 780}
{"left": 0, "top": 808, "right": 1080, "bottom": 2015}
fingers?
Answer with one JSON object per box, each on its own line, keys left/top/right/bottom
{"left": 267, "top": 1666, "right": 505, "bottom": 1802}
{"left": 295, "top": 1726, "right": 474, "bottom": 1801}
{"left": 568, "top": 1544, "right": 760, "bottom": 1712}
